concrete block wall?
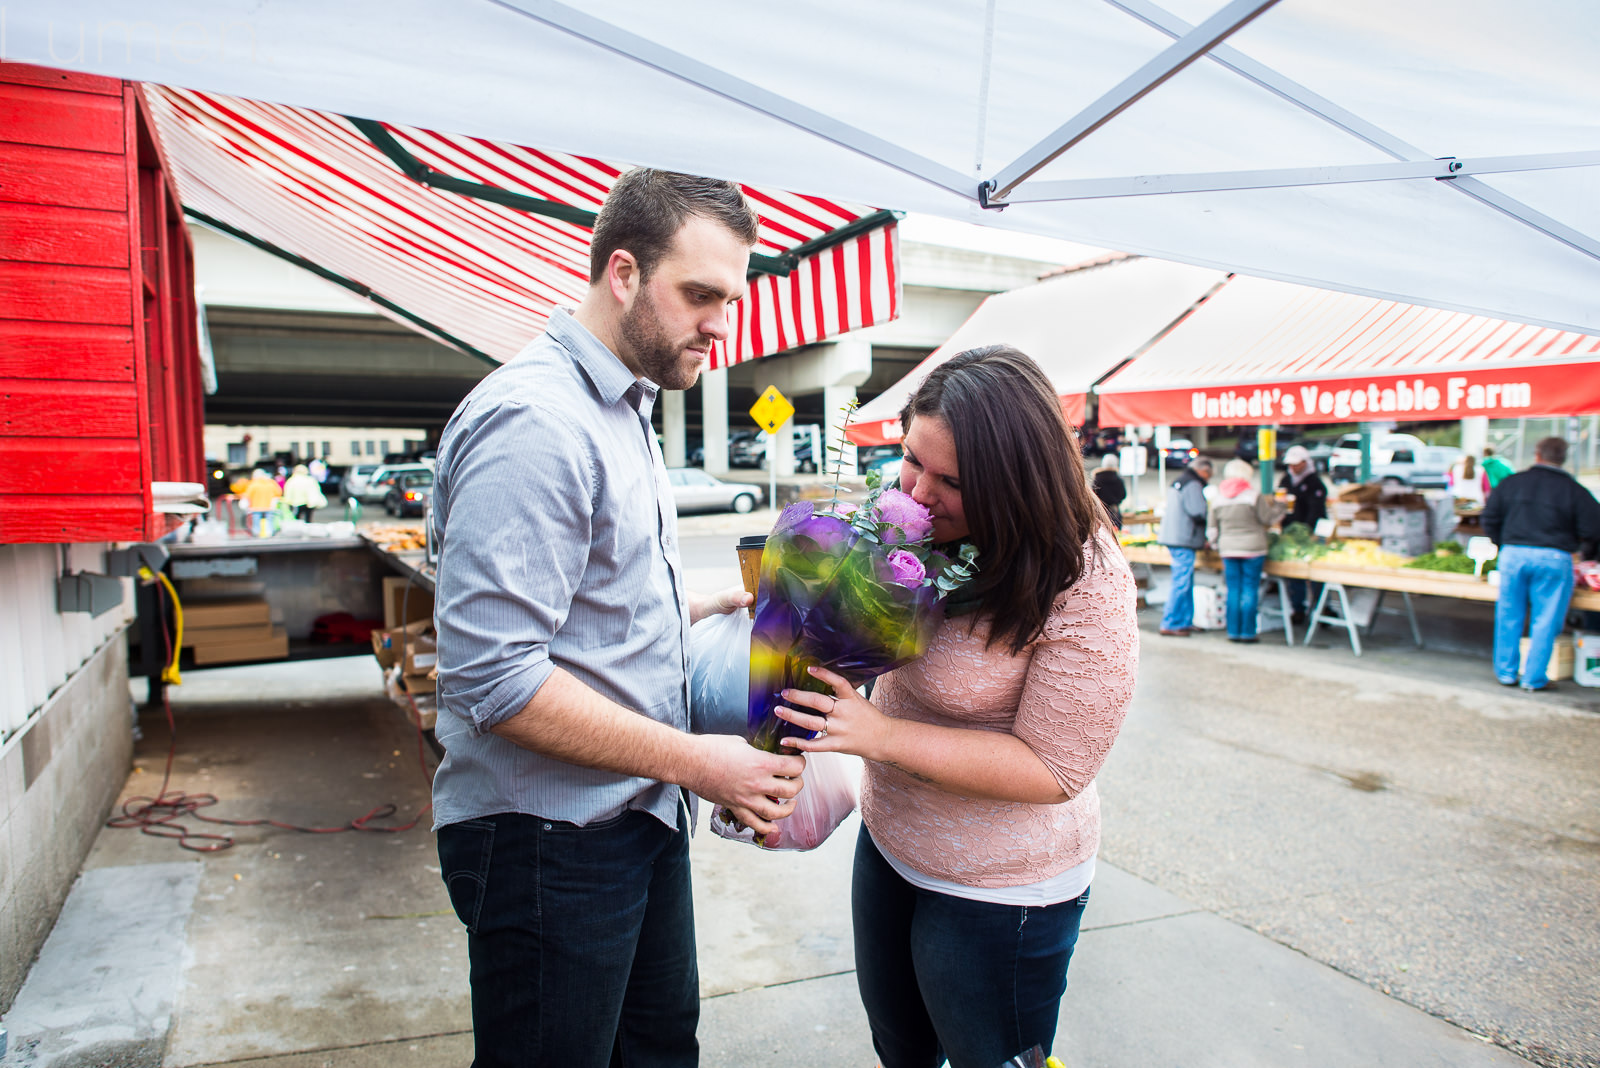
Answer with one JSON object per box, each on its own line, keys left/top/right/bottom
{"left": 0, "top": 638, "right": 134, "bottom": 1011}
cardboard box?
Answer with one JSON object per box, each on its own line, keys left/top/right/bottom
{"left": 1334, "top": 483, "right": 1382, "bottom": 504}
{"left": 1378, "top": 506, "right": 1429, "bottom": 536}
{"left": 1337, "top": 520, "right": 1381, "bottom": 538}
{"left": 1380, "top": 533, "right": 1432, "bottom": 558}
{"left": 382, "top": 577, "right": 434, "bottom": 629}
{"left": 401, "top": 670, "right": 437, "bottom": 696}
{"left": 1574, "top": 632, "right": 1600, "bottom": 687}
{"left": 371, "top": 618, "right": 433, "bottom": 669}
{"left": 1190, "top": 584, "right": 1227, "bottom": 630}
{"left": 1519, "top": 634, "right": 1575, "bottom": 682}
{"left": 193, "top": 625, "right": 289, "bottom": 665}
{"left": 182, "top": 622, "right": 276, "bottom": 648}
{"left": 184, "top": 598, "right": 271, "bottom": 629}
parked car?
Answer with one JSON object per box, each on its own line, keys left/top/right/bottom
{"left": 667, "top": 468, "right": 763, "bottom": 514}
{"left": 359, "top": 462, "right": 432, "bottom": 503}
{"left": 858, "top": 445, "right": 901, "bottom": 475}
{"left": 384, "top": 470, "right": 435, "bottom": 517}
{"left": 1329, "top": 433, "right": 1425, "bottom": 482}
{"left": 1150, "top": 437, "right": 1200, "bottom": 466}
{"left": 341, "top": 463, "right": 382, "bottom": 502}
{"left": 728, "top": 429, "right": 765, "bottom": 468}
{"left": 1328, "top": 433, "right": 1458, "bottom": 487}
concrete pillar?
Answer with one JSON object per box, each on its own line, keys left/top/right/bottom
{"left": 701, "top": 367, "right": 729, "bottom": 474}
{"left": 663, "top": 389, "right": 686, "bottom": 468}
{"left": 1459, "top": 416, "right": 1488, "bottom": 458}
{"left": 823, "top": 383, "right": 858, "bottom": 477}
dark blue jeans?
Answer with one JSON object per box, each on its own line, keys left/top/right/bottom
{"left": 438, "top": 807, "right": 698, "bottom": 1068}
{"left": 1223, "top": 555, "right": 1265, "bottom": 638}
{"left": 852, "top": 827, "right": 1090, "bottom": 1068}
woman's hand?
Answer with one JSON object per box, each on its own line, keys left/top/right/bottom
{"left": 774, "top": 665, "right": 893, "bottom": 762}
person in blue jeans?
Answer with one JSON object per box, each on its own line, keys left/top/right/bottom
{"left": 1208, "top": 459, "right": 1286, "bottom": 642}
{"left": 1158, "top": 457, "right": 1213, "bottom": 635}
{"left": 1482, "top": 436, "right": 1600, "bottom": 691}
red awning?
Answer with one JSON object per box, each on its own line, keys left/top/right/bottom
{"left": 145, "top": 86, "right": 899, "bottom": 368}
{"left": 1095, "top": 275, "right": 1600, "bottom": 426}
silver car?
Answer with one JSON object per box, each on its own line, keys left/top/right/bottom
{"left": 667, "top": 468, "right": 763, "bottom": 514}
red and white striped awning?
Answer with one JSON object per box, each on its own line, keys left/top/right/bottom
{"left": 144, "top": 85, "right": 899, "bottom": 368}
{"left": 1096, "top": 275, "right": 1600, "bottom": 426}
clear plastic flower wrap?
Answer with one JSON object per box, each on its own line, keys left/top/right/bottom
{"left": 709, "top": 472, "right": 978, "bottom": 849}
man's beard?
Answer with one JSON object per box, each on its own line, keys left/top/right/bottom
{"left": 619, "top": 284, "right": 708, "bottom": 391}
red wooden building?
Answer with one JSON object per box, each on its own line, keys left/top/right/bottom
{"left": 1, "top": 62, "right": 205, "bottom": 544}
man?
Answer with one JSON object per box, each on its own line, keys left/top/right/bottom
{"left": 1277, "top": 444, "right": 1329, "bottom": 624}
{"left": 1482, "top": 436, "right": 1600, "bottom": 692}
{"left": 1157, "top": 457, "right": 1213, "bottom": 635}
{"left": 1481, "top": 445, "right": 1514, "bottom": 489}
{"left": 430, "top": 170, "right": 807, "bottom": 1066}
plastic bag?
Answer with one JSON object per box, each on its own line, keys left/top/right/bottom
{"left": 996, "top": 1046, "right": 1065, "bottom": 1068}
{"left": 709, "top": 749, "right": 861, "bottom": 851}
{"left": 689, "top": 609, "right": 753, "bottom": 736}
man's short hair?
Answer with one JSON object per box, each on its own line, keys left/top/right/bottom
{"left": 589, "top": 169, "right": 760, "bottom": 285}
{"left": 1192, "top": 457, "right": 1214, "bottom": 471}
{"left": 1535, "top": 436, "right": 1568, "bottom": 466}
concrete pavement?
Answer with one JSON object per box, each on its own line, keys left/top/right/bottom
{"left": 4, "top": 516, "right": 1595, "bottom": 1066}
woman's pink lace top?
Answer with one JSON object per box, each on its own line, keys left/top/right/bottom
{"left": 861, "top": 528, "right": 1140, "bottom": 887}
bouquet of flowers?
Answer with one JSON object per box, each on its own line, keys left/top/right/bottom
{"left": 743, "top": 475, "right": 979, "bottom": 753}
{"left": 707, "top": 458, "right": 978, "bottom": 849}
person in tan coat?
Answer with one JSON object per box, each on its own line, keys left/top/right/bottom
{"left": 1208, "top": 459, "right": 1286, "bottom": 642}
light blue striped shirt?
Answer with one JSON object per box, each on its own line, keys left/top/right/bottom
{"left": 430, "top": 309, "right": 692, "bottom": 830}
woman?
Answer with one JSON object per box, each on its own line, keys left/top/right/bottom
{"left": 775, "top": 346, "right": 1139, "bottom": 1068}
{"left": 1448, "top": 453, "right": 1487, "bottom": 507}
{"left": 1207, "top": 458, "right": 1286, "bottom": 643}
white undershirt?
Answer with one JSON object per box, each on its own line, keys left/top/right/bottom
{"left": 878, "top": 842, "right": 1096, "bottom": 906}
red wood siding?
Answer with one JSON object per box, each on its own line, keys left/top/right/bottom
{"left": 0, "top": 64, "right": 204, "bottom": 545}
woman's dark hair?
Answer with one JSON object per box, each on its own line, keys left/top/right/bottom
{"left": 900, "top": 345, "right": 1104, "bottom": 653}
{"left": 589, "top": 168, "right": 760, "bottom": 284}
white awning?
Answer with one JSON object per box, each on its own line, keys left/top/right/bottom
{"left": 846, "top": 255, "right": 1226, "bottom": 444}
{"left": 10, "top": 1, "right": 1600, "bottom": 335}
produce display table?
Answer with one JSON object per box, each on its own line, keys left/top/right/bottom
{"left": 1120, "top": 543, "right": 1600, "bottom": 655}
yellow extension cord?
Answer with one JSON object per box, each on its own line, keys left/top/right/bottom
{"left": 138, "top": 565, "right": 183, "bottom": 686}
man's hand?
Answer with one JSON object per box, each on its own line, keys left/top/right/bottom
{"left": 681, "top": 735, "right": 805, "bottom": 836}
{"left": 689, "top": 585, "right": 754, "bottom": 624}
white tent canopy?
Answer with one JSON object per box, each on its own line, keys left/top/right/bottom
{"left": 846, "top": 255, "right": 1227, "bottom": 444}
{"left": 12, "top": 1, "right": 1600, "bottom": 333}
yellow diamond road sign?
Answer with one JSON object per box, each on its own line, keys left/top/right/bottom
{"left": 749, "top": 385, "right": 794, "bottom": 435}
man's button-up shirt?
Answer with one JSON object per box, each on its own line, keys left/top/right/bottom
{"left": 430, "top": 309, "right": 692, "bottom": 830}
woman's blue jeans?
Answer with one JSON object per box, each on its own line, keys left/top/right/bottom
{"left": 1223, "top": 555, "right": 1265, "bottom": 638}
{"left": 852, "top": 826, "right": 1090, "bottom": 1068}
{"left": 1493, "top": 544, "right": 1575, "bottom": 689}
{"left": 437, "top": 807, "right": 698, "bottom": 1068}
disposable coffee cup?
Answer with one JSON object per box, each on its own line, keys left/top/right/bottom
{"left": 736, "top": 535, "right": 767, "bottom": 617}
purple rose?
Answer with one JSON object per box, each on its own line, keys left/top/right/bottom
{"left": 791, "top": 514, "right": 854, "bottom": 552}
{"left": 871, "top": 488, "right": 934, "bottom": 545}
{"left": 886, "top": 549, "right": 926, "bottom": 587}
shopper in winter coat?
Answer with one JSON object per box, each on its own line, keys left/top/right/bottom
{"left": 282, "top": 463, "right": 328, "bottom": 521}
{"left": 1208, "top": 459, "right": 1287, "bottom": 642}
{"left": 1091, "top": 454, "right": 1127, "bottom": 530}
{"left": 1157, "top": 457, "right": 1213, "bottom": 636}
{"left": 1482, "top": 436, "right": 1600, "bottom": 691}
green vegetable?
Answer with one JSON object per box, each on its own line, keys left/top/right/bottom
{"left": 1402, "top": 553, "right": 1476, "bottom": 573}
